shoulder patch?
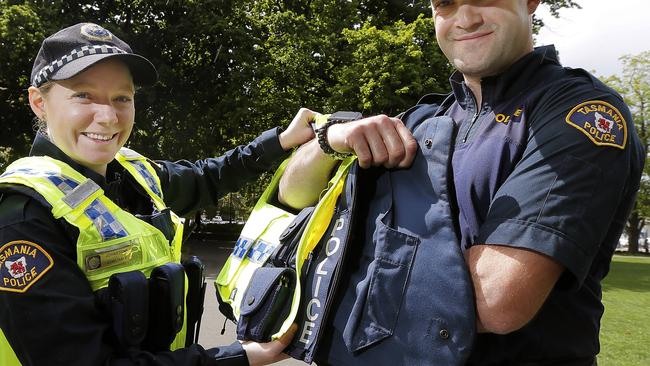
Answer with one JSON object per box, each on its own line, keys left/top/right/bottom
{"left": 565, "top": 100, "right": 627, "bottom": 149}
{"left": 0, "top": 240, "right": 53, "bottom": 293}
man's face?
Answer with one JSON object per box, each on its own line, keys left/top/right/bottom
{"left": 432, "top": 0, "right": 539, "bottom": 79}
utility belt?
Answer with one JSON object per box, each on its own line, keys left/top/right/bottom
{"left": 215, "top": 117, "right": 358, "bottom": 363}
{"left": 96, "top": 256, "right": 207, "bottom": 353}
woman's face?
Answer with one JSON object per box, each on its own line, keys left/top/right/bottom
{"left": 30, "top": 59, "right": 136, "bottom": 176}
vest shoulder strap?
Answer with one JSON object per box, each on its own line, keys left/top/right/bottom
{"left": 115, "top": 148, "right": 165, "bottom": 209}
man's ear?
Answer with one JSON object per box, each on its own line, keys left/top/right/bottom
{"left": 527, "top": 0, "right": 541, "bottom": 14}
{"left": 28, "top": 86, "right": 46, "bottom": 119}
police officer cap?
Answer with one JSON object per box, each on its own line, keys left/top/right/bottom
{"left": 30, "top": 22, "right": 158, "bottom": 87}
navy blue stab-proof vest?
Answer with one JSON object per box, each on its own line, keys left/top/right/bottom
{"left": 317, "top": 99, "right": 476, "bottom": 366}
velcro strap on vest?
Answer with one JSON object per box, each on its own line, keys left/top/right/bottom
{"left": 62, "top": 178, "right": 101, "bottom": 208}
{"left": 118, "top": 148, "right": 143, "bottom": 159}
{"left": 52, "top": 178, "right": 103, "bottom": 219}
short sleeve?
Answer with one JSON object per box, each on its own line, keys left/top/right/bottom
{"left": 477, "top": 77, "right": 642, "bottom": 287}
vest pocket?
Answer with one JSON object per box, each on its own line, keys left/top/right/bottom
{"left": 343, "top": 212, "right": 420, "bottom": 352}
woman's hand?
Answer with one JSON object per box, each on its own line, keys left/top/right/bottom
{"left": 278, "top": 108, "right": 318, "bottom": 150}
{"left": 241, "top": 324, "right": 298, "bottom": 366}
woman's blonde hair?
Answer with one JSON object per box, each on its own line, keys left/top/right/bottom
{"left": 33, "top": 81, "right": 54, "bottom": 135}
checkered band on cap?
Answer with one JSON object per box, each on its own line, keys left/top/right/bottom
{"left": 32, "top": 44, "right": 128, "bottom": 86}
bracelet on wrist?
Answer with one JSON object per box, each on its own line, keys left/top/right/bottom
{"left": 312, "top": 111, "right": 363, "bottom": 160}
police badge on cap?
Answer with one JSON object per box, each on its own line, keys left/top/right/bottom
{"left": 80, "top": 23, "right": 113, "bottom": 42}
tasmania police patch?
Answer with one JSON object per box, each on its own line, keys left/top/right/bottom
{"left": 0, "top": 241, "right": 53, "bottom": 293}
{"left": 565, "top": 100, "right": 627, "bottom": 149}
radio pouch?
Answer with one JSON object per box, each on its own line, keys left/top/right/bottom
{"left": 215, "top": 158, "right": 298, "bottom": 330}
{"left": 108, "top": 270, "right": 149, "bottom": 350}
{"left": 237, "top": 267, "right": 295, "bottom": 342}
{"left": 270, "top": 206, "right": 314, "bottom": 268}
{"left": 142, "top": 263, "right": 186, "bottom": 352}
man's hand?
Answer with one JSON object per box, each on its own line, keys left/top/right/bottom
{"left": 278, "top": 112, "right": 418, "bottom": 209}
{"left": 241, "top": 324, "right": 298, "bottom": 366}
{"left": 327, "top": 114, "right": 417, "bottom": 169}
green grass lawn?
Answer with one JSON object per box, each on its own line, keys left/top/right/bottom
{"left": 599, "top": 255, "right": 650, "bottom": 366}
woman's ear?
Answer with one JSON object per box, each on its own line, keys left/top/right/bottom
{"left": 28, "top": 86, "right": 46, "bottom": 120}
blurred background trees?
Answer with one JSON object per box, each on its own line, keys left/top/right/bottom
{"left": 8, "top": 0, "right": 628, "bottom": 237}
{"left": 603, "top": 51, "right": 650, "bottom": 254}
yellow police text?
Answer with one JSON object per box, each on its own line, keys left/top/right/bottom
{"left": 3, "top": 267, "right": 38, "bottom": 288}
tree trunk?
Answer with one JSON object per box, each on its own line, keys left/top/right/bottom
{"left": 626, "top": 209, "right": 643, "bottom": 254}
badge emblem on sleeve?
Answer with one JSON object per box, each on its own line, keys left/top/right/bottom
{"left": 565, "top": 100, "right": 627, "bottom": 149}
{"left": 0, "top": 241, "right": 54, "bottom": 293}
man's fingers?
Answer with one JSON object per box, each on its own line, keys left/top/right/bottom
{"left": 349, "top": 137, "right": 373, "bottom": 169}
{"left": 364, "top": 126, "right": 391, "bottom": 167}
{"left": 328, "top": 115, "right": 416, "bottom": 170}
{"left": 393, "top": 118, "right": 418, "bottom": 168}
{"left": 379, "top": 118, "right": 409, "bottom": 168}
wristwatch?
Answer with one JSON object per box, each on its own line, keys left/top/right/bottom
{"left": 312, "top": 111, "right": 363, "bottom": 160}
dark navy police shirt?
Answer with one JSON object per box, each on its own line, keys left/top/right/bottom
{"left": 441, "top": 46, "right": 644, "bottom": 364}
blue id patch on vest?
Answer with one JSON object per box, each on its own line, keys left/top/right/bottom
{"left": 565, "top": 100, "right": 627, "bottom": 149}
{"left": 0, "top": 241, "right": 54, "bottom": 293}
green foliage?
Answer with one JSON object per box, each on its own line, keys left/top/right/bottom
{"left": 1, "top": 0, "right": 580, "bottom": 212}
{"left": 600, "top": 255, "right": 650, "bottom": 365}
{"left": 0, "top": 3, "right": 45, "bottom": 167}
{"left": 602, "top": 51, "right": 650, "bottom": 252}
{"left": 328, "top": 15, "right": 450, "bottom": 115}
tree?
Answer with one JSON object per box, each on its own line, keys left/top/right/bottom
{"left": 0, "top": 3, "right": 46, "bottom": 166}
{"left": 327, "top": 14, "right": 450, "bottom": 116}
{"left": 603, "top": 51, "right": 650, "bottom": 254}
{"left": 0, "top": 0, "right": 582, "bottom": 215}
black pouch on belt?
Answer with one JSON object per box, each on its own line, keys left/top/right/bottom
{"left": 182, "top": 255, "right": 206, "bottom": 346}
{"left": 142, "top": 262, "right": 186, "bottom": 352}
{"left": 108, "top": 271, "right": 149, "bottom": 352}
{"left": 237, "top": 267, "right": 295, "bottom": 342}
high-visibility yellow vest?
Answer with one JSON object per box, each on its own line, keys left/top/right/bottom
{"left": 0, "top": 148, "right": 186, "bottom": 365}
{"left": 216, "top": 153, "right": 356, "bottom": 341}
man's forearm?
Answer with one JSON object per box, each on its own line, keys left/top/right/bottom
{"left": 465, "top": 244, "right": 564, "bottom": 335}
{"left": 278, "top": 139, "right": 338, "bottom": 209}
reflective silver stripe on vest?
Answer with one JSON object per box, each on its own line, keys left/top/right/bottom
{"left": 1, "top": 168, "right": 128, "bottom": 241}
